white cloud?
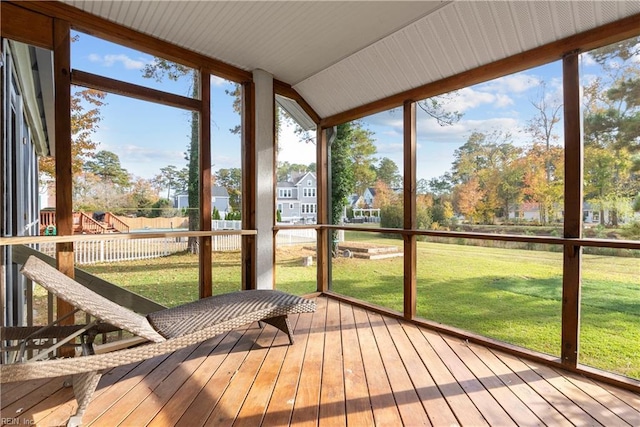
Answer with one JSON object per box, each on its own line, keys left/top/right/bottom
{"left": 448, "top": 87, "right": 498, "bottom": 113}
{"left": 480, "top": 72, "right": 540, "bottom": 94}
{"left": 211, "top": 75, "right": 227, "bottom": 86}
{"left": 580, "top": 53, "right": 597, "bottom": 67}
{"left": 88, "top": 53, "right": 146, "bottom": 70}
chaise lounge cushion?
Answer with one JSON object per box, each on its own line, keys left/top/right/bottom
{"left": 21, "top": 256, "right": 166, "bottom": 343}
{"left": 147, "top": 290, "right": 314, "bottom": 339}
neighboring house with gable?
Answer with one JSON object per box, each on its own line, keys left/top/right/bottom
{"left": 276, "top": 171, "right": 317, "bottom": 223}
{"left": 363, "top": 187, "right": 376, "bottom": 207}
{"left": 174, "top": 186, "right": 231, "bottom": 218}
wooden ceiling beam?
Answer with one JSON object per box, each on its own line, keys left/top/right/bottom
{"left": 5, "top": 0, "right": 252, "bottom": 83}
{"left": 1, "top": 2, "right": 53, "bottom": 50}
{"left": 72, "top": 70, "right": 201, "bottom": 111}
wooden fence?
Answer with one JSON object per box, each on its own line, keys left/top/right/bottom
{"left": 37, "top": 229, "right": 325, "bottom": 265}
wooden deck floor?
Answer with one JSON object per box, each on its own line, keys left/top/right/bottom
{"left": 2, "top": 296, "right": 639, "bottom": 426}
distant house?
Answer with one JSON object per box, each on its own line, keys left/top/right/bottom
{"left": 174, "top": 186, "right": 231, "bottom": 218}
{"left": 276, "top": 171, "right": 317, "bottom": 223}
{"left": 363, "top": 187, "right": 376, "bottom": 207}
{"left": 509, "top": 201, "right": 638, "bottom": 225}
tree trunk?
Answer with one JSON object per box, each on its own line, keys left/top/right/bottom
{"left": 187, "top": 72, "right": 200, "bottom": 254}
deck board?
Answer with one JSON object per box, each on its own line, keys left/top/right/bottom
{"left": 339, "top": 303, "right": 375, "bottom": 427}
{"left": 318, "top": 298, "right": 346, "bottom": 426}
{"left": 352, "top": 305, "right": 403, "bottom": 426}
{"left": 2, "top": 295, "right": 639, "bottom": 427}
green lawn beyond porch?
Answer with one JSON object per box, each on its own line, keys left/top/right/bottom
{"left": 82, "top": 238, "right": 640, "bottom": 380}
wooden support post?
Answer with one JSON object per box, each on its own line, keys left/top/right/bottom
{"left": 316, "top": 128, "right": 329, "bottom": 293}
{"left": 242, "top": 81, "right": 257, "bottom": 290}
{"left": 561, "top": 51, "right": 582, "bottom": 367}
{"left": 199, "top": 71, "right": 212, "bottom": 299}
{"left": 403, "top": 101, "right": 416, "bottom": 320}
{"left": 53, "top": 19, "right": 74, "bottom": 334}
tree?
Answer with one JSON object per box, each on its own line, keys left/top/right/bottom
{"left": 277, "top": 162, "right": 313, "bottom": 182}
{"left": 522, "top": 143, "right": 564, "bottom": 223}
{"left": 154, "top": 165, "right": 180, "bottom": 199}
{"left": 215, "top": 168, "right": 242, "bottom": 211}
{"left": 330, "top": 124, "right": 356, "bottom": 232}
{"left": 39, "top": 88, "right": 105, "bottom": 183}
{"left": 350, "top": 123, "right": 377, "bottom": 195}
{"left": 417, "top": 92, "right": 462, "bottom": 126}
{"left": 454, "top": 176, "right": 484, "bottom": 223}
{"left": 128, "top": 177, "right": 158, "bottom": 217}
{"left": 143, "top": 58, "right": 200, "bottom": 252}
{"left": 582, "top": 36, "right": 640, "bottom": 225}
{"left": 372, "top": 180, "right": 399, "bottom": 209}
{"left": 375, "top": 157, "right": 401, "bottom": 188}
{"left": 84, "top": 150, "right": 131, "bottom": 188}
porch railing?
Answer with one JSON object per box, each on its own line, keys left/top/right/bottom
{"left": 35, "top": 230, "right": 323, "bottom": 265}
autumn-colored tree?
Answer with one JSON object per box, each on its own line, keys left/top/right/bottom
{"left": 521, "top": 143, "right": 564, "bottom": 223}
{"left": 453, "top": 176, "right": 484, "bottom": 223}
{"left": 371, "top": 180, "right": 399, "bottom": 209}
{"left": 39, "top": 88, "right": 106, "bottom": 181}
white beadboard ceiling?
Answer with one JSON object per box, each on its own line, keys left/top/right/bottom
{"left": 62, "top": 1, "right": 640, "bottom": 120}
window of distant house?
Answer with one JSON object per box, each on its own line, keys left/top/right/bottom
{"left": 307, "top": 180, "right": 312, "bottom": 186}
{"left": 302, "top": 203, "right": 317, "bottom": 214}
{"left": 593, "top": 212, "right": 600, "bottom": 222}
{"left": 289, "top": 203, "right": 294, "bottom": 209}
{"left": 279, "top": 189, "right": 292, "bottom": 198}
{"left": 277, "top": 203, "right": 283, "bottom": 212}
{"left": 303, "top": 188, "right": 316, "bottom": 198}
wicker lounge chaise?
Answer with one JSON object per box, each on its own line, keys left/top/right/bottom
{"left": 1, "top": 255, "right": 316, "bottom": 426}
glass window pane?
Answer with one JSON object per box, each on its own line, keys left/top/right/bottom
{"left": 416, "top": 63, "right": 564, "bottom": 236}
{"left": 275, "top": 228, "right": 318, "bottom": 295}
{"left": 332, "top": 111, "right": 403, "bottom": 229}
{"left": 580, "top": 35, "right": 640, "bottom": 242}
{"left": 276, "top": 102, "right": 316, "bottom": 225}
{"left": 580, "top": 249, "right": 640, "bottom": 379}
{"left": 70, "top": 91, "right": 199, "bottom": 232}
{"left": 71, "top": 31, "right": 198, "bottom": 99}
{"left": 330, "top": 230, "right": 404, "bottom": 312}
{"left": 212, "top": 78, "right": 242, "bottom": 221}
{"left": 417, "top": 237, "right": 563, "bottom": 357}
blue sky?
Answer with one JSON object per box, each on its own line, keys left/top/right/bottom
{"left": 72, "top": 31, "right": 609, "bottom": 184}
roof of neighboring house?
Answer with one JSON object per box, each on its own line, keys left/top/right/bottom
{"left": 291, "top": 171, "right": 316, "bottom": 185}
{"left": 212, "top": 186, "right": 229, "bottom": 197}
{"left": 277, "top": 181, "right": 296, "bottom": 188}
{"left": 175, "top": 186, "right": 229, "bottom": 198}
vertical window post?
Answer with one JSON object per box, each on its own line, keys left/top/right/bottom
{"left": 561, "top": 51, "right": 583, "bottom": 367}
{"left": 403, "top": 100, "right": 416, "bottom": 320}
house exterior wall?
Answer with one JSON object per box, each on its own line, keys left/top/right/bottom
{"left": 2, "top": 40, "right": 42, "bottom": 328}
{"left": 276, "top": 172, "right": 317, "bottom": 223}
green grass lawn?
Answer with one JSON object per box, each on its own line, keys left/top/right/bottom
{"left": 76, "top": 238, "right": 639, "bottom": 380}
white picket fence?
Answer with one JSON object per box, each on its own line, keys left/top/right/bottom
{"left": 37, "top": 228, "right": 330, "bottom": 266}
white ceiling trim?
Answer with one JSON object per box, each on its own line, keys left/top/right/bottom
{"left": 294, "top": 1, "right": 640, "bottom": 119}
